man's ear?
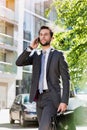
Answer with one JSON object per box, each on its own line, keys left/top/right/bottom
{"left": 51, "top": 36, "right": 54, "bottom": 41}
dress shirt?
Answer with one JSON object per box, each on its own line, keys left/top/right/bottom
{"left": 43, "top": 47, "right": 51, "bottom": 90}
{"left": 26, "top": 46, "right": 51, "bottom": 90}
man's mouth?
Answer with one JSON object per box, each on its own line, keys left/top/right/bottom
{"left": 41, "top": 39, "right": 46, "bottom": 43}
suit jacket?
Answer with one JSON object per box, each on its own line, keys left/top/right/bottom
{"left": 16, "top": 48, "right": 70, "bottom": 108}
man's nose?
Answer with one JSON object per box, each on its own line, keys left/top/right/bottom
{"left": 42, "top": 34, "right": 46, "bottom": 38}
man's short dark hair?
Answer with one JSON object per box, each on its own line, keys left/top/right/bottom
{"left": 39, "top": 26, "right": 53, "bottom": 37}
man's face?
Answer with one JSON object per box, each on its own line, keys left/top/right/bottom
{"left": 39, "top": 29, "right": 52, "bottom": 46}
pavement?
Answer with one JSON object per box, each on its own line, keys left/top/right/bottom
{"left": 0, "top": 109, "right": 87, "bottom": 130}
{"left": 0, "top": 108, "right": 9, "bottom": 123}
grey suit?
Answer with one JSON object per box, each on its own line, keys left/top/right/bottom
{"left": 16, "top": 48, "right": 70, "bottom": 130}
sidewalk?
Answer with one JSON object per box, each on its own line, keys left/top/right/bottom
{"left": 0, "top": 108, "right": 9, "bottom": 124}
{"left": 0, "top": 109, "right": 87, "bottom": 130}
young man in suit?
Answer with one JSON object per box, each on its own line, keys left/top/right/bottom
{"left": 16, "top": 26, "right": 70, "bottom": 130}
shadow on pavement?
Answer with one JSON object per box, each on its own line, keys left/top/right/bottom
{"left": 0, "top": 122, "right": 38, "bottom": 129}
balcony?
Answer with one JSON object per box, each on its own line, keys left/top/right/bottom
{"left": 23, "top": 66, "right": 32, "bottom": 73}
{"left": 0, "top": 6, "right": 18, "bottom": 25}
{"left": 0, "top": 33, "right": 18, "bottom": 51}
{"left": 0, "top": 61, "right": 17, "bottom": 74}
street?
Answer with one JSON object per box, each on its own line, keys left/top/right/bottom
{"left": 0, "top": 109, "right": 87, "bottom": 130}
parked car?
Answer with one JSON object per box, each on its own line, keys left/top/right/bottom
{"left": 9, "top": 93, "right": 38, "bottom": 127}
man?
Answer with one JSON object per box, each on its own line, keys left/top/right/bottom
{"left": 16, "top": 26, "right": 70, "bottom": 130}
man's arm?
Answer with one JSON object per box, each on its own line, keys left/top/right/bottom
{"left": 58, "top": 52, "right": 70, "bottom": 112}
{"left": 16, "top": 48, "right": 33, "bottom": 66}
{"left": 16, "top": 37, "right": 39, "bottom": 66}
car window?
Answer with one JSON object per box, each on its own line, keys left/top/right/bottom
{"left": 23, "top": 95, "right": 29, "bottom": 104}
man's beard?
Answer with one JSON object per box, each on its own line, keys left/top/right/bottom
{"left": 39, "top": 40, "right": 51, "bottom": 46}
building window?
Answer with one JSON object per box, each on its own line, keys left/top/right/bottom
{"left": 23, "top": 41, "right": 31, "bottom": 50}
{"left": 23, "top": 30, "right": 31, "bottom": 41}
{"left": 0, "top": 51, "right": 6, "bottom": 62}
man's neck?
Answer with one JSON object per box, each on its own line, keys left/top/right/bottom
{"left": 42, "top": 45, "right": 50, "bottom": 51}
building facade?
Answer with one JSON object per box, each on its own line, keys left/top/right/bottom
{"left": 0, "top": 0, "right": 56, "bottom": 108}
{"left": 0, "top": 0, "right": 19, "bottom": 109}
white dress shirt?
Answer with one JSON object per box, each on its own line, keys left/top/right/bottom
{"left": 43, "top": 47, "right": 51, "bottom": 90}
{"left": 26, "top": 46, "right": 51, "bottom": 90}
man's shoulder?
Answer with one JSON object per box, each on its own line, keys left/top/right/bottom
{"left": 53, "top": 49, "right": 63, "bottom": 55}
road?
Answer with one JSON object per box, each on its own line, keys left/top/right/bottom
{"left": 0, "top": 109, "right": 87, "bottom": 130}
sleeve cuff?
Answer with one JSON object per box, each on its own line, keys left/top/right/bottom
{"left": 26, "top": 46, "right": 33, "bottom": 52}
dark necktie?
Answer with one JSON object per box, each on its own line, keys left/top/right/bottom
{"left": 38, "top": 51, "right": 46, "bottom": 94}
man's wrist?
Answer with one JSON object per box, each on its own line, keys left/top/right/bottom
{"left": 29, "top": 45, "right": 33, "bottom": 50}
{"left": 26, "top": 45, "right": 33, "bottom": 52}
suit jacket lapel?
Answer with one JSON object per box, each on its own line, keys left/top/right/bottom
{"left": 38, "top": 51, "right": 42, "bottom": 75}
{"left": 34, "top": 50, "right": 42, "bottom": 76}
{"left": 46, "top": 48, "right": 54, "bottom": 77}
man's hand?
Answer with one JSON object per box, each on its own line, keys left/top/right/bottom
{"left": 30, "top": 37, "right": 39, "bottom": 49}
{"left": 57, "top": 103, "right": 67, "bottom": 113}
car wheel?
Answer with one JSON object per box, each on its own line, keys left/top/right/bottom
{"left": 9, "top": 113, "right": 15, "bottom": 124}
{"left": 20, "top": 113, "right": 26, "bottom": 127}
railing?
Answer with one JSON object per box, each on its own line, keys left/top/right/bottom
{"left": 0, "top": 33, "right": 18, "bottom": 47}
{"left": 0, "top": 6, "right": 18, "bottom": 23}
{"left": 23, "top": 66, "right": 32, "bottom": 73}
{"left": 0, "top": 61, "right": 17, "bottom": 74}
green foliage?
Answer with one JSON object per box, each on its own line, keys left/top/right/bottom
{"left": 50, "top": 0, "right": 87, "bottom": 86}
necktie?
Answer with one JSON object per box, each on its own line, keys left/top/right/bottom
{"left": 38, "top": 51, "right": 46, "bottom": 94}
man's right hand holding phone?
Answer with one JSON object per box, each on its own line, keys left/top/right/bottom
{"left": 29, "top": 37, "right": 40, "bottom": 50}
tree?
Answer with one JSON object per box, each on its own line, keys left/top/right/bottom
{"left": 47, "top": 0, "right": 87, "bottom": 87}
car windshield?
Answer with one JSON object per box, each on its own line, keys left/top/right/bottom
{"left": 23, "top": 95, "right": 29, "bottom": 104}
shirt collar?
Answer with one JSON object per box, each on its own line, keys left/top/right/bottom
{"left": 42, "top": 47, "right": 52, "bottom": 54}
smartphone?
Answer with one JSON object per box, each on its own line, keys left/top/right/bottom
{"left": 37, "top": 37, "right": 40, "bottom": 43}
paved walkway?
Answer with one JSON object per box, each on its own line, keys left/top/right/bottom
{"left": 0, "top": 108, "right": 9, "bottom": 123}
{"left": 0, "top": 109, "right": 87, "bottom": 130}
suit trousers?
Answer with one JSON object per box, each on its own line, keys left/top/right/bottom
{"left": 36, "top": 91, "right": 57, "bottom": 130}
